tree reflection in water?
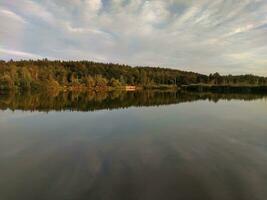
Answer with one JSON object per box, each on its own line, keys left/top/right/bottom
{"left": 0, "top": 90, "right": 266, "bottom": 112}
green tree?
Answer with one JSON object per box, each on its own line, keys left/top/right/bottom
{"left": 110, "top": 78, "right": 122, "bottom": 88}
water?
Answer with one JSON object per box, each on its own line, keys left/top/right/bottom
{"left": 0, "top": 91, "right": 267, "bottom": 200}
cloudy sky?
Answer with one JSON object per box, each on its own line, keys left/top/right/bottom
{"left": 0, "top": 0, "right": 266, "bottom": 75}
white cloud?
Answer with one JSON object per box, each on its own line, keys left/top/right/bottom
{"left": 141, "top": 1, "right": 170, "bottom": 24}
{"left": 9, "top": 0, "right": 55, "bottom": 25}
{"left": 0, "top": 0, "right": 267, "bottom": 75}
{"left": 0, "top": 8, "right": 27, "bottom": 23}
{"left": 25, "top": 1, "right": 54, "bottom": 22}
{"left": 0, "top": 48, "right": 42, "bottom": 59}
{"left": 65, "top": 23, "right": 112, "bottom": 40}
{"left": 85, "top": 0, "right": 102, "bottom": 12}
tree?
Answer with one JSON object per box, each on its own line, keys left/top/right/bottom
{"left": 110, "top": 78, "right": 122, "bottom": 88}
{"left": 0, "top": 60, "right": 266, "bottom": 91}
{"left": 84, "top": 75, "right": 95, "bottom": 88}
{"left": 0, "top": 74, "right": 14, "bottom": 90}
{"left": 119, "top": 75, "right": 126, "bottom": 85}
{"left": 95, "top": 75, "right": 108, "bottom": 88}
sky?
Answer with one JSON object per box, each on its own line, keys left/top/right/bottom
{"left": 0, "top": 0, "right": 266, "bottom": 75}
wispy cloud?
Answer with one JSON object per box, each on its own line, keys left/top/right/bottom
{"left": 0, "top": 0, "right": 266, "bottom": 75}
{"left": 0, "top": 8, "right": 27, "bottom": 23}
{"left": 0, "top": 48, "right": 43, "bottom": 59}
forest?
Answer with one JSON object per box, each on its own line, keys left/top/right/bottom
{"left": 0, "top": 59, "right": 267, "bottom": 91}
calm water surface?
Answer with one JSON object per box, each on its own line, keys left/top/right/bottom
{"left": 0, "top": 91, "right": 267, "bottom": 200}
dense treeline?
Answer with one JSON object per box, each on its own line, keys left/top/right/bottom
{"left": 0, "top": 60, "right": 267, "bottom": 91}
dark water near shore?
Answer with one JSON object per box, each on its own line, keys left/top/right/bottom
{"left": 0, "top": 91, "right": 267, "bottom": 200}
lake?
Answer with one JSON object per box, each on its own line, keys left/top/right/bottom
{"left": 0, "top": 90, "right": 267, "bottom": 200}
